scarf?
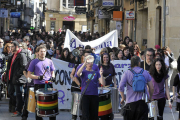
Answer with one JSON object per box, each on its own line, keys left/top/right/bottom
{"left": 154, "top": 72, "right": 164, "bottom": 83}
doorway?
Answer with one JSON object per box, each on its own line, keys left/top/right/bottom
{"left": 63, "top": 21, "right": 75, "bottom": 31}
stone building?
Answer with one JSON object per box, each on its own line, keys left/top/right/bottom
{"left": 45, "top": 0, "right": 87, "bottom": 32}
{"left": 123, "top": 0, "right": 180, "bottom": 58}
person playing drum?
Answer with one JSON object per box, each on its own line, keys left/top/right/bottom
{"left": 27, "top": 45, "right": 56, "bottom": 120}
{"left": 76, "top": 55, "right": 105, "bottom": 120}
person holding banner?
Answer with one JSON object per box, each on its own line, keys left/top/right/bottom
{"left": 141, "top": 48, "right": 155, "bottom": 71}
{"left": 76, "top": 55, "right": 105, "bottom": 120}
{"left": 99, "top": 53, "right": 116, "bottom": 87}
{"left": 27, "top": 45, "right": 56, "bottom": 120}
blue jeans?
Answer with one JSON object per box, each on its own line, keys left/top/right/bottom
{"left": 8, "top": 83, "right": 23, "bottom": 113}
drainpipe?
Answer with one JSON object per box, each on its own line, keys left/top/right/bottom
{"left": 162, "top": 0, "right": 166, "bottom": 47}
{"left": 134, "top": 0, "right": 137, "bottom": 42}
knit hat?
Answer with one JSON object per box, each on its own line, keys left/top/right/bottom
{"left": 155, "top": 45, "right": 160, "bottom": 49}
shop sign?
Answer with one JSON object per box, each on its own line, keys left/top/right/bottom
{"left": 126, "top": 11, "right": 135, "bottom": 20}
{"left": 10, "top": 12, "right": 21, "bottom": 18}
{"left": 98, "top": 10, "right": 110, "bottom": 19}
{"left": 74, "top": 0, "right": 86, "bottom": 6}
{"left": 50, "top": 18, "right": 56, "bottom": 20}
{"left": 113, "top": 11, "right": 123, "bottom": 21}
{"left": 63, "top": 16, "right": 75, "bottom": 21}
{"left": 102, "top": 0, "right": 114, "bottom": 6}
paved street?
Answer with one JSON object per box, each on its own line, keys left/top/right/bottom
{"left": 0, "top": 97, "right": 179, "bottom": 120}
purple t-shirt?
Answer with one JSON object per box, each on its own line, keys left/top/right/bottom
{"left": 119, "top": 67, "right": 152, "bottom": 104}
{"left": 28, "top": 58, "right": 55, "bottom": 84}
{"left": 151, "top": 75, "right": 169, "bottom": 99}
{"left": 100, "top": 63, "right": 116, "bottom": 86}
{"left": 76, "top": 70, "right": 100, "bottom": 95}
{"left": 74, "top": 63, "right": 99, "bottom": 78}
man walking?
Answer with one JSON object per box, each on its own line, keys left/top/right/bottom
{"left": 27, "top": 45, "right": 56, "bottom": 120}
{"left": 119, "top": 56, "right": 154, "bottom": 120}
{"left": 7, "top": 41, "right": 27, "bottom": 116}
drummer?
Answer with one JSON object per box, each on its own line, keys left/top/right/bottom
{"left": 21, "top": 48, "right": 39, "bottom": 120}
{"left": 74, "top": 51, "right": 99, "bottom": 87}
{"left": 76, "top": 55, "right": 105, "bottom": 120}
{"left": 27, "top": 45, "right": 56, "bottom": 120}
{"left": 99, "top": 53, "right": 117, "bottom": 87}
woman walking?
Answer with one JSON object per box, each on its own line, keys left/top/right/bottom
{"left": 149, "top": 58, "right": 172, "bottom": 120}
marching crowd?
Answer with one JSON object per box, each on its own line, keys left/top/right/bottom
{"left": 0, "top": 29, "right": 179, "bottom": 120}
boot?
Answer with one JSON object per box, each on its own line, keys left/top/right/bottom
{"left": 9, "top": 105, "right": 12, "bottom": 112}
{"left": 0, "top": 92, "right": 2, "bottom": 101}
{"left": 11, "top": 106, "right": 16, "bottom": 113}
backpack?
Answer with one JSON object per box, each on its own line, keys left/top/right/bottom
{"left": 128, "top": 69, "right": 146, "bottom": 92}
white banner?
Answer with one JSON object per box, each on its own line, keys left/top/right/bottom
{"left": 64, "top": 29, "right": 118, "bottom": 54}
{"left": 52, "top": 58, "right": 131, "bottom": 109}
{"left": 52, "top": 58, "right": 74, "bottom": 109}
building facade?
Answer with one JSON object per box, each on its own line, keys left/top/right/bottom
{"left": 45, "top": 0, "right": 87, "bottom": 32}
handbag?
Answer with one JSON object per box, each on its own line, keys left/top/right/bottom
{"left": 170, "top": 60, "right": 177, "bottom": 69}
{"left": 19, "top": 75, "right": 27, "bottom": 83}
{"left": 120, "top": 104, "right": 131, "bottom": 116}
{"left": 79, "top": 71, "right": 95, "bottom": 110}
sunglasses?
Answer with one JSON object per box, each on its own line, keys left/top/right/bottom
{"left": 134, "top": 49, "right": 137, "bottom": 50}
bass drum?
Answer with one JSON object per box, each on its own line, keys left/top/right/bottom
{"left": 36, "top": 88, "right": 59, "bottom": 117}
{"left": 27, "top": 87, "right": 36, "bottom": 113}
{"left": 109, "top": 87, "right": 119, "bottom": 113}
{"left": 98, "top": 87, "right": 114, "bottom": 120}
{"left": 71, "top": 92, "right": 82, "bottom": 116}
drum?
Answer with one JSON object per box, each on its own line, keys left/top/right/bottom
{"left": 98, "top": 87, "right": 113, "bottom": 119}
{"left": 148, "top": 101, "right": 159, "bottom": 118}
{"left": 27, "top": 87, "right": 36, "bottom": 113}
{"left": 36, "top": 88, "right": 59, "bottom": 117}
{"left": 71, "top": 92, "right": 82, "bottom": 116}
{"left": 109, "top": 87, "right": 119, "bottom": 113}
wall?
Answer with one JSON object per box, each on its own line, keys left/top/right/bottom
{"left": 45, "top": 12, "right": 87, "bottom": 32}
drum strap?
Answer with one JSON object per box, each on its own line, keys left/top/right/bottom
{"left": 81, "top": 71, "right": 96, "bottom": 95}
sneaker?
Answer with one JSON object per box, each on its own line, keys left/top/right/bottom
{"left": 11, "top": 111, "right": 22, "bottom": 117}
{"left": 21, "top": 116, "right": 27, "bottom": 120}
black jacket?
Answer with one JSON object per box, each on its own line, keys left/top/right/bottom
{"left": 6, "top": 49, "right": 27, "bottom": 84}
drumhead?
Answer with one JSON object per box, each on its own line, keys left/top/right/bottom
{"left": 36, "top": 88, "right": 58, "bottom": 95}
{"left": 98, "top": 87, "right": 111, "bottom": 94}
{"left": 29, "top": 87, "right": 34, "bottom": 91}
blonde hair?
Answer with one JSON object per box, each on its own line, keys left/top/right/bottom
{"left": 119, "top": 44, "right": 126, "bottom": 50}
{"left": 100, "top": 48, "right": 108, "bottom": 55}
{"left": 21, "top": 42, "right": 28, "bottom": 49}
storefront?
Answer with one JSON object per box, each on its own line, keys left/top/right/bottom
{"left": 45, "top": 12, "right": 87, "bottom": 32}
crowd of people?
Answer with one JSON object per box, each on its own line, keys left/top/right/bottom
{"left": 0, "top": 29, "right": 179, "bottom": 120}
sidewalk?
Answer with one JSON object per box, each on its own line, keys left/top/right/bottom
{"left": 0, "top": 97, "right": 178, "bottom": 120}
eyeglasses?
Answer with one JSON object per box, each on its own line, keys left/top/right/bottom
{"left": 0, "top": 42, "right": 3, "bottom": 43}
{"left": 23, "top": 40, "right": 26, "bottom": 42}
{"left": 146, "top": 54, "right": 153, "bottom": 57}
{"left": 19, "top": 46, "right": 23, "bottom": 47}
{"left": 7, "top": 46, "right": 12, "bottom": 48}
{"left": 134, "top": 49, "right": 137, "bottom": 50}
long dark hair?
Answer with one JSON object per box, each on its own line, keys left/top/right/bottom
{"left": 60, "top": 48, "right": 70, "bottom": 62}
{"left": 101, "top": 53, "right": 110, "bottom": 65}
{"left": 149, "top": 58, "right": 168, "bottom": 81}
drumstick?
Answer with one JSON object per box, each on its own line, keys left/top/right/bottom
{"left": 43, "top": 66, "right": 49, "bottom": 76}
